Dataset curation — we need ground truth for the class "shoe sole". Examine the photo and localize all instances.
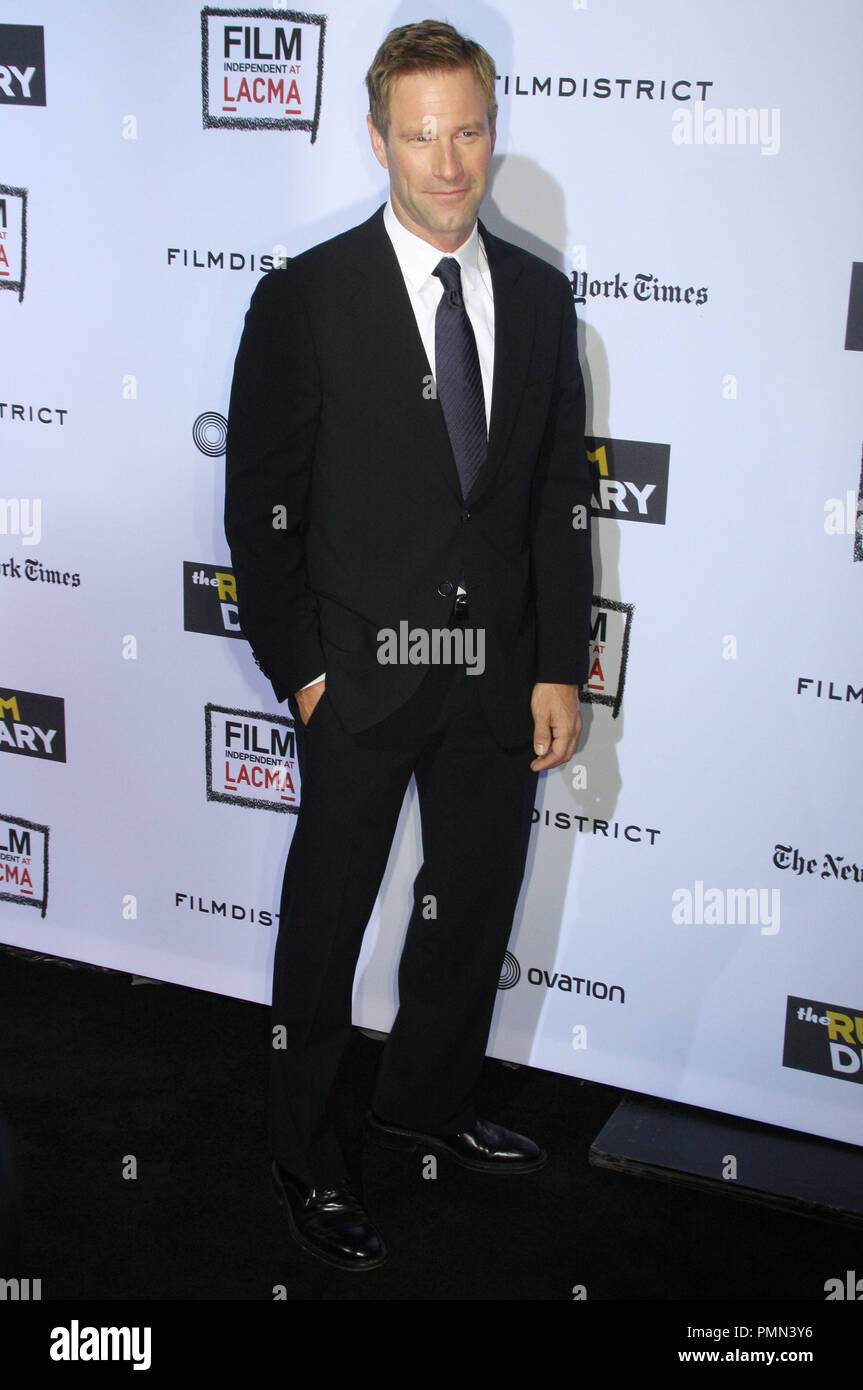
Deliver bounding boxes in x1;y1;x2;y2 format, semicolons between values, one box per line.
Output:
365;1122;548;1174
271;1167;388;1272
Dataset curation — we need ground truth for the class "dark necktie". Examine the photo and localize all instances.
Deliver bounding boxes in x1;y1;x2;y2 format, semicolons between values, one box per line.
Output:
433;257;487;500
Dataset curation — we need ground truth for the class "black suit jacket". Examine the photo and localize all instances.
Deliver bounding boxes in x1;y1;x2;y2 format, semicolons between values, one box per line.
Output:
225;204;593;748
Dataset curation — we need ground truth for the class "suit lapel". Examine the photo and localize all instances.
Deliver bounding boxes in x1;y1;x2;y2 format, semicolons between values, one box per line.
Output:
471;217;536;505
340;206;537;506
342;207;463;501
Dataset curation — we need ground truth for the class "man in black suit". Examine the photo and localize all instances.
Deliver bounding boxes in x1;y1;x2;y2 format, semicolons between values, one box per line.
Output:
225;19;593;1271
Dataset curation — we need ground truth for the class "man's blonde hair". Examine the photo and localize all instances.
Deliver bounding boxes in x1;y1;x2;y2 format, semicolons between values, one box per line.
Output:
365;19;497;138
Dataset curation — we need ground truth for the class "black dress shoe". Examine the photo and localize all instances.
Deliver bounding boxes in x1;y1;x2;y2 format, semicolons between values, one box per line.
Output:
365;1113;547;1173
271;1162;387;1271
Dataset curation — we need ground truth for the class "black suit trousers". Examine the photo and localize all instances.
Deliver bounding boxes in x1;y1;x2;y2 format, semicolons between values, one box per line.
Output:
267;655;538;1186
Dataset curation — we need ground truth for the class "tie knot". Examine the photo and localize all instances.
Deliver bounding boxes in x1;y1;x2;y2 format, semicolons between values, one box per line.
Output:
434;256;463;305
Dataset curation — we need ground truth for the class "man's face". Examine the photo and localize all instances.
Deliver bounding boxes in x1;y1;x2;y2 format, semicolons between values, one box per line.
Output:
367;66;496;252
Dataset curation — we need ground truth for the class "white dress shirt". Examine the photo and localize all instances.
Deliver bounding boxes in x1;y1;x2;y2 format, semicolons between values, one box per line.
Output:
382;196;495;431
299;200;495;693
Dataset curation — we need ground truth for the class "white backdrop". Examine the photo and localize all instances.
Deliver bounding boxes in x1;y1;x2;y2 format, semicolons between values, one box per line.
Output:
2;0;861;1148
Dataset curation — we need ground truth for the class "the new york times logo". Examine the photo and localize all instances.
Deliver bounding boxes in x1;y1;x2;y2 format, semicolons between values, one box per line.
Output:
783;995;863;1085
201;7;326;142
0;555;80;587
0;812;49;915
0;689;66;762
205;703;300;812
571;270;707;308
773;841;863;886
183;562;243;639
0;25;46;106
587;438;670;525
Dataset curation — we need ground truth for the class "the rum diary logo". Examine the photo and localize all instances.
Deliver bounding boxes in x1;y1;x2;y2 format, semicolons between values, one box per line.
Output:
183;562;243;639
783;996;863;1085
0;688;66;762
0;25;46;106
587;437;670;525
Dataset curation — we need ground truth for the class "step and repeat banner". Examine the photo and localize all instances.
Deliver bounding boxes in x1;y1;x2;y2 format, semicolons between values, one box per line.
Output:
2;1;861;1148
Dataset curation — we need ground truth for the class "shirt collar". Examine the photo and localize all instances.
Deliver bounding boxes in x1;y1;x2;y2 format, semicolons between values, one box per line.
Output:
383;198;484;293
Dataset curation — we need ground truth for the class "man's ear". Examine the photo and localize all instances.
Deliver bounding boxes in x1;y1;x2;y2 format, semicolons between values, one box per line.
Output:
367;113;388;170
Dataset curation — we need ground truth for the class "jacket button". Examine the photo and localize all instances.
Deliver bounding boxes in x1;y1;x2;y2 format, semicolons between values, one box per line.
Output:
461;508;471;521
437;580;454;597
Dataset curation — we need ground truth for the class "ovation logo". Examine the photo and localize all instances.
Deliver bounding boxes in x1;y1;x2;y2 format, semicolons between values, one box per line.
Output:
526;967;625;1003
202;7;326;141
192;412;227;457
495;951;625;1002
497;951;520;990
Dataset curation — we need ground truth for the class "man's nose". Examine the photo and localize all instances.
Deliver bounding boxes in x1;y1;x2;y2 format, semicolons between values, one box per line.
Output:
432;139;462;180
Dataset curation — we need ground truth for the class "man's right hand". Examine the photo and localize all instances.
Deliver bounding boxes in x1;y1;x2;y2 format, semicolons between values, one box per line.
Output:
295;679;326;726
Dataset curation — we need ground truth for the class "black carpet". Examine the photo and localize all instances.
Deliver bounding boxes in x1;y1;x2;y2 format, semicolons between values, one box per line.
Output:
1;943;860;1332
